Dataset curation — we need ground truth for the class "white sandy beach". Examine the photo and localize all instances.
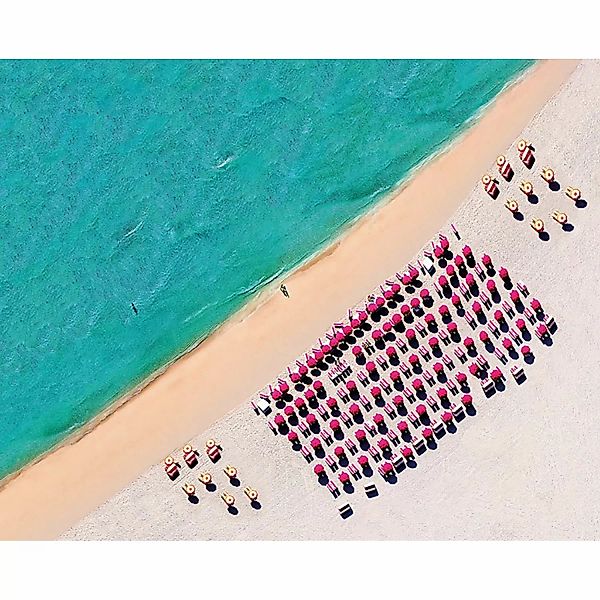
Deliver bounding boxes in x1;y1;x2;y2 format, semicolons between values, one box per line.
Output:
59;60;600;541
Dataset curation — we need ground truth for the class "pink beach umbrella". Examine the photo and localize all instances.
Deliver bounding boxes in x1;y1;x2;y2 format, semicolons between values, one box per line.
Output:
468;363;480;376
351;317;361;329
428;336;439;348
330;419;341;431
438;275;449;288
358;455;369;467
284;405;295;417
376;296;386;307
416;403;427;416
346;380;357;391
314;349;325;361
424;313;435;325
464;337;475;349
439;304;450;317
436;387;448;400
400;304;411;316
294;397;306;409
481;254;492;267
392;283;401;294
383;289;394;300
465;273;475;287
366;361;376;373
279;381;290;394
408;353;420;366
352;345;363;357
420;288;430;300
531;298;542;312
410;297;420;310
456;371;467;384
305;389;315;401
398;420;409;432
355;429;367;442
290;371;301;383
306;413;317;426
392;313;403;325
386;346;397;358
382;321;393;333
499;267;509;281
401;446;414;459
310;438;322;450
441;411;453;423
390;370;401;382
433;362;444;374
367;302;378;314
490;368;503;382
372;329;383;341
339;472;350;484
462;245;473;258
321;343;332;354
472;301;482;314
536;323;548;337
393;395;405;408
434;245;444;259
494;310;504;323
451;294;461;308
447;322;458;334
271;388;282;401
373;413;385;425
358;310;368;322
307;356;317;368
422;427;434;439
479;330;490;343
521;345;531;356
334;446;345;458
342;325;353;337
455;255;464;268
377;438;390;450
446;265;456;277
461;394;473;405
516;318;527;331
349;403;361;416
313;380;323;391
406;328;416;341
409;266;419;280
298;364;308;376
313;463;325;475
510;290;520;304
486;279;497;293
401;274;412;286
326;397;338;409
439;235;450;251
412;378;424;391
288;430;299;442
502;338;513;350
371;386;382;399
382;462;394;475
274;414;285;426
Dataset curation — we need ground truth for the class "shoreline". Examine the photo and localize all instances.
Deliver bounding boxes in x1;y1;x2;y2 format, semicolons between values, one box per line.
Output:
0;59;579;540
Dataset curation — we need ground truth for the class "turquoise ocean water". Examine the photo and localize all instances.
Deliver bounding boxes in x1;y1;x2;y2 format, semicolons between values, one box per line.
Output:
0;60;533;479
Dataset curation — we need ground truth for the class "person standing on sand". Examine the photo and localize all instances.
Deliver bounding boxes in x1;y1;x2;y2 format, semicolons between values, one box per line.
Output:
280;284;289;298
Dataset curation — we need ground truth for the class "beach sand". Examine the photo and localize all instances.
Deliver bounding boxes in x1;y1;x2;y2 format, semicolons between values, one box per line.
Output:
0;59;579;540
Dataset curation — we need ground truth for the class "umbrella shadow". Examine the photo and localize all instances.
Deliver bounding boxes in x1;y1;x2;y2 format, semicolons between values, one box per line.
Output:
187;494;200;505
227;506;239;516
251;500;262;510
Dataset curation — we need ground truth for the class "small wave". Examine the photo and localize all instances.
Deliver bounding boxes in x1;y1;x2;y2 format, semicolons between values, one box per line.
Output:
214;155;236;169
123;219;144;239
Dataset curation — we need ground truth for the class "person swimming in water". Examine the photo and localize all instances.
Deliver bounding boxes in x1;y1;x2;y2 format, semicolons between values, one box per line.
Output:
131;302;138;315
280;284;289;298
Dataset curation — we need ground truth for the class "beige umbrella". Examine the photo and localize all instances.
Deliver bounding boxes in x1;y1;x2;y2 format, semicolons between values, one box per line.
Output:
504;199;519;213
198;472;212;485
566;186;581;201
164;456;174;466
244;487;258;501
541;167;555;183
221;492;235;506
183;444;193;454
224;465;238;479
520;181;533;196
552;211;568;224
182;483;196;496
517;139;529;153
205;439;216;449
530;218;545;233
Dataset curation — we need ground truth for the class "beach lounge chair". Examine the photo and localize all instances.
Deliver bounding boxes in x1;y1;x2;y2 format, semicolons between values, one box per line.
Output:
325;455;338;471
301;446;313;463
404;387;415;402
357;371;368;386
388;428;400;445
383;402;395;418
412;436;426;454
399;361;411;377
459;282;471;300
337;389;349;404
523;306;536;324
327;482;340;498
408;411;419;426
317;405;328;420
501;300;514;318
267;420;278;435
451;402;465;419
359;395;371;411
365;483;379;497
365;420;376;436
395;338;408;354
508;327;521;343
479;291;491;308
348;464;361;480
474;264;485;281
345;438;358;455
516;280;529;297
376;355;388;370
454;347;467;363
298;421;309;437
418;346;430;360
423;369;434;385
441;354;454;370
476;355;489;370
511;365;526;383
368;446;381;461
439;329;450;345
250;400;260;415
415;322;426;337
321;429;333;446
481;378;495;395
487;321;500;338
380;377;392;394
432;419;445;437
446;378;458;395
340;411;352;427
464;310;477;329
493;347;507;364
544;315;557;333
426;396;439;412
